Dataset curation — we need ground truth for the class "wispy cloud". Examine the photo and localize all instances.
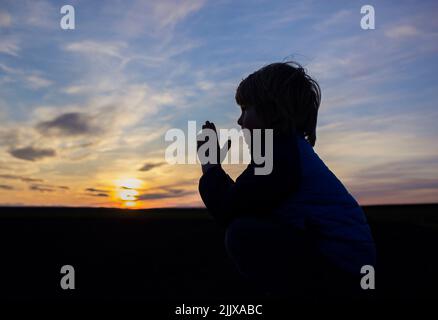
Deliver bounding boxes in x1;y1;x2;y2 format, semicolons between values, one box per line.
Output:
0;37;19;56
24;74;52;89
110;0;206;37
28;183;69;192
138;162;166;172
0;11;12;27
314;9;352;31
0;174;43;183
0;63;52;89
385;25;419;39
20;0;57;29
85;188;108;193
64;41;127;59
138;188;195;200
85;187;110;197
29;184;54;192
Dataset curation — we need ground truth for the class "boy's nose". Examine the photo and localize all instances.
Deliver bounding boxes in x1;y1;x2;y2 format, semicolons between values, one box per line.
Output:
237;115;242;126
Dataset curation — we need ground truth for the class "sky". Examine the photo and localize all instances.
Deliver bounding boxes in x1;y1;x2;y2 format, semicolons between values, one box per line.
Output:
0;0;437;208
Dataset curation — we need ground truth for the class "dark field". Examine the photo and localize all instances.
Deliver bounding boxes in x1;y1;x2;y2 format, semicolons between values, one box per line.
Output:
0;204;437;306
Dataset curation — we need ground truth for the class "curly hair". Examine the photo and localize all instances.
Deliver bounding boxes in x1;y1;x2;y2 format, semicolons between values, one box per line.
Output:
235;61;321;146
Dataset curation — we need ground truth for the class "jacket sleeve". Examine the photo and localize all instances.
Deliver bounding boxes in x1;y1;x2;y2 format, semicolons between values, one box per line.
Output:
198;133;301;228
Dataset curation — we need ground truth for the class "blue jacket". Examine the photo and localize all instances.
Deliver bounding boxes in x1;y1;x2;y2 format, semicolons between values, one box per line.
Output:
274;133;376;274
198;130;376;275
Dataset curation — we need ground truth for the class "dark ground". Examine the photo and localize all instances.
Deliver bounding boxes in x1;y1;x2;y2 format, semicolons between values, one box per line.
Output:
0;204;437;309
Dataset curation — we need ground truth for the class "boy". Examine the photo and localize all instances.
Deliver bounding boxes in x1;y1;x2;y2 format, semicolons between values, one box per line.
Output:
197;61;376;299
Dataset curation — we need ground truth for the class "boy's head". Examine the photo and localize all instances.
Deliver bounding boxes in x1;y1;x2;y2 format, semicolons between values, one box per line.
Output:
235;61;321;146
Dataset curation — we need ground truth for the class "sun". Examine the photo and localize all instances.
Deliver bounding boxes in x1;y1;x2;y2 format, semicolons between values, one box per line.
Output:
114;178;143;208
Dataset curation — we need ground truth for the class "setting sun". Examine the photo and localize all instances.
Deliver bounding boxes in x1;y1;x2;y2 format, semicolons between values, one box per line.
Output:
114;178;143;208
119;189;139;201
115;178;143;190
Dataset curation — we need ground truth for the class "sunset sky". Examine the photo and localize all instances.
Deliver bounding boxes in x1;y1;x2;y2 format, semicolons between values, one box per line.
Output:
1;0;437;208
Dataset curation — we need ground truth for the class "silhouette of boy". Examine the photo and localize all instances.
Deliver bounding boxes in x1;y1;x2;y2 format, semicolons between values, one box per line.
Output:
197;61;376;300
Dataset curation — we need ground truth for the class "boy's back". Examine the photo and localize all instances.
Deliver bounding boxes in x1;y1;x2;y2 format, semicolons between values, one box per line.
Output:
274;134;376;274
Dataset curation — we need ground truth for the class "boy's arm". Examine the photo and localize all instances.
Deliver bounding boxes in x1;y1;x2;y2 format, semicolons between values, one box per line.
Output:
198;135;300;228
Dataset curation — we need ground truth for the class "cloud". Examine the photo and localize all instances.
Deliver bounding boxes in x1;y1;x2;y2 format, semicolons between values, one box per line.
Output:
62;83;118;95
151;0;205;30
92;193;109;197
23;0;57;29
138;161;166;172
64;41;127;59
0;126;46;161
0;202;26;206
1;0;437;207
0;0;57;30
349;177;438;205
314;9;352;31
0;62;52;89
385;25;419;39
352;157;438;179
29;184;54;192
0;174;43;183
112;0;205;37
0;37;19;56
28;183;69;192
0;11;12;27
0;63;19;74
36;112;102;136
347;157;438;193
24;74;52;89
61;39;196;72
9;146;56;161
86;188;108;193
35;84;179;143
24;83;180;165
0;184;14;190
137;188;194;200
85;187;110;197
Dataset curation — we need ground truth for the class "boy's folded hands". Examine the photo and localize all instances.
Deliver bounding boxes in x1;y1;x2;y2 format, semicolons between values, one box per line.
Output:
197;120;232;166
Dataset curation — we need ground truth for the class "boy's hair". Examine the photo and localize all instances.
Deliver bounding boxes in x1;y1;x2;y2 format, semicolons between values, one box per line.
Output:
235;61;321;146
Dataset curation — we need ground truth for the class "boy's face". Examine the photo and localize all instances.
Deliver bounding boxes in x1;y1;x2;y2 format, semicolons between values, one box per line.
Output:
237;105;265;131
